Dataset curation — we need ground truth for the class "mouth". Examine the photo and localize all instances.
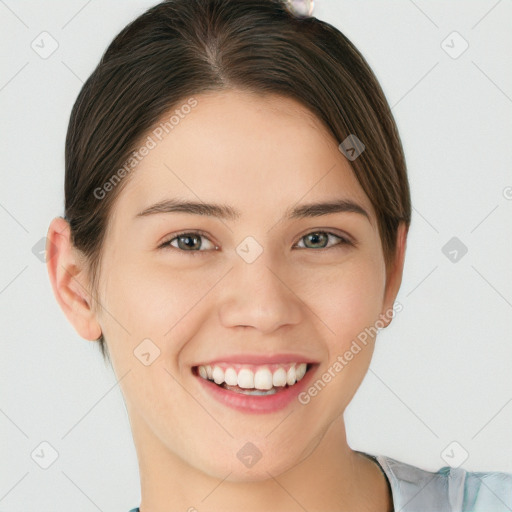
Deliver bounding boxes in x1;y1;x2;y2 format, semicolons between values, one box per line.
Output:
192;360;317;413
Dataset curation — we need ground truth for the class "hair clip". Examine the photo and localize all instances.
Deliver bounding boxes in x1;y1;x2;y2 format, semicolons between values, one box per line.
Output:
284;0;315;17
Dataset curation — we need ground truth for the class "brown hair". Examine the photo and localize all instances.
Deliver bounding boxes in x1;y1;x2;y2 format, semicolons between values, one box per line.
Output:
64;0;411;364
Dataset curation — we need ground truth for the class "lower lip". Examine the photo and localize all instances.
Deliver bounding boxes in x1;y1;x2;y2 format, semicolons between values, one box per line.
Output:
195;365;317;414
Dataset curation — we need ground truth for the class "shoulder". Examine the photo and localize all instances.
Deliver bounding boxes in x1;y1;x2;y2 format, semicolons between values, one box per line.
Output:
375;454;512;512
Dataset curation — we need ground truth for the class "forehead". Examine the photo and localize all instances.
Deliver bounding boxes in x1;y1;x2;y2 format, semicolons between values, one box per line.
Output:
116;89;375;220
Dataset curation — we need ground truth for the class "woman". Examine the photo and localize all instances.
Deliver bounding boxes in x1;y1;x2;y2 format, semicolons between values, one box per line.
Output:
46;0;512;510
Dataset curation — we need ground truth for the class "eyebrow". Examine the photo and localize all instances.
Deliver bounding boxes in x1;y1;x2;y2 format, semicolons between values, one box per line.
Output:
135;198;371;223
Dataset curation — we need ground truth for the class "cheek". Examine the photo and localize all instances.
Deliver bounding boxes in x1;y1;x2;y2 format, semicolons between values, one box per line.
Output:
97;261;203;425
98;257;219;359
315;258;386;343
298;262;385;416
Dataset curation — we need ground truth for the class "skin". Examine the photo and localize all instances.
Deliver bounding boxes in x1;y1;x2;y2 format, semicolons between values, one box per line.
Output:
47;89;407;512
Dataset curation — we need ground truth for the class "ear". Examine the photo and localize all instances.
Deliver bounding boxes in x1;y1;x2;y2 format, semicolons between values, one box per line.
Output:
379;221;408;328
46;217;102;341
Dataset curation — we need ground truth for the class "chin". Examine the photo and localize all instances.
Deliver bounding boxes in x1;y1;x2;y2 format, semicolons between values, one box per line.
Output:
191;439;310;484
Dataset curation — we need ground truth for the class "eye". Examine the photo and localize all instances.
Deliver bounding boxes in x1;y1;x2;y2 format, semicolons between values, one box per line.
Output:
158;231;218;253
293;231;354;250
158;229;354;254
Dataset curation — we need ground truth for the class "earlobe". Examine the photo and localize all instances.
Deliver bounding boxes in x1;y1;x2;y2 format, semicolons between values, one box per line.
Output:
379;222;408;328
46;217;102;341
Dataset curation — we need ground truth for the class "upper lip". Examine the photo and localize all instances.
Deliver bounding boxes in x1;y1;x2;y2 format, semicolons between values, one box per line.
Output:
193;353;319;366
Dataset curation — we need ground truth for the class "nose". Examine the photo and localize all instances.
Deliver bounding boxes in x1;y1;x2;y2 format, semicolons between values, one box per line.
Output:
218;255;303;335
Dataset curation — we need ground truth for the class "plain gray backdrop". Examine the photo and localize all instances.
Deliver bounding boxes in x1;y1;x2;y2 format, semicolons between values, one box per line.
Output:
1;0;511;510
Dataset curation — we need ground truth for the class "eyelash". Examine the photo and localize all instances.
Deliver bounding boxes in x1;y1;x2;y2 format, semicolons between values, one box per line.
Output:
158;230;355;255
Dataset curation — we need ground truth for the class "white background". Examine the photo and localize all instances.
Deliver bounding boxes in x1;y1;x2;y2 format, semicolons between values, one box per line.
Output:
1;0;511;510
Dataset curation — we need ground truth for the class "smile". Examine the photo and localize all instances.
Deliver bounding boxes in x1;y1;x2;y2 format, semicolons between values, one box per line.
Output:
193;359;317;413
197;362;309;395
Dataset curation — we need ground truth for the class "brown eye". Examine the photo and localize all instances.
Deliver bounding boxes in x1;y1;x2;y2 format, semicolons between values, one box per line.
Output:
295;231;353;250
159;231;217;253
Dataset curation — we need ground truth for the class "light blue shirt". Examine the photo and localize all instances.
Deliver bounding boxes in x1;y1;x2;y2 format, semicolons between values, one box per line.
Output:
128;452;512;511
372;453;512;511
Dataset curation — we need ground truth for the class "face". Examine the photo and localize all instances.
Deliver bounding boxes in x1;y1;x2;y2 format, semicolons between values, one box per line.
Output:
69;90;403;481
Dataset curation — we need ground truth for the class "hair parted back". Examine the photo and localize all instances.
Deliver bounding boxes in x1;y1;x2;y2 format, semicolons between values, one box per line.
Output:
64;0;411;364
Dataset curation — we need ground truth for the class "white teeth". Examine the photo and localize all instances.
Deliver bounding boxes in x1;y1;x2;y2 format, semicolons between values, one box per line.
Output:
254;368;273;390
198;366;208;379
296;363;307;381
224;367;238;386
238;368;254;389
196;362;310;390
272;367;287;387
286;366;297;385
212;366;224;385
